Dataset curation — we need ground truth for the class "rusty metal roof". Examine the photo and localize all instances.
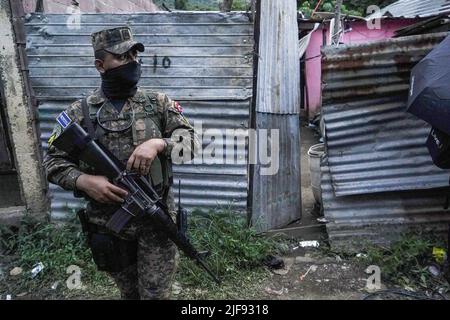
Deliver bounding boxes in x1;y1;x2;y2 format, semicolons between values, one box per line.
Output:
321;32;450;197
367;0;450;19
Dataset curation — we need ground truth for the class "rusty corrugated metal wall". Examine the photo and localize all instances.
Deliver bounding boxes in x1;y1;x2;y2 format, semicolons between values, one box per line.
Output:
322;32;450;197
321;32;450;248
322;162;450;249
25;12;254;219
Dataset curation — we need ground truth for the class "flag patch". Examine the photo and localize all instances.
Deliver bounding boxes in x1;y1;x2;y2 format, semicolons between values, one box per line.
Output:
56;111;72;129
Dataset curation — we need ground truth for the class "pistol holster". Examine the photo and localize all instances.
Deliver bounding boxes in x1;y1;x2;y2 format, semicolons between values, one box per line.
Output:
77;209;137;273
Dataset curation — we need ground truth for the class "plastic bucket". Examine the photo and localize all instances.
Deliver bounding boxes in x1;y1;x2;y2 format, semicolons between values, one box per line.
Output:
307;143;324;204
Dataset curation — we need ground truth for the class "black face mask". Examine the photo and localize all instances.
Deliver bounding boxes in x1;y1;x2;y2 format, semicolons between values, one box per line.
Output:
101;61;142;100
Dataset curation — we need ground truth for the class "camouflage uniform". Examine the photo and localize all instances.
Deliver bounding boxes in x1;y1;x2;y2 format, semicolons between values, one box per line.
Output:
43;27;198;300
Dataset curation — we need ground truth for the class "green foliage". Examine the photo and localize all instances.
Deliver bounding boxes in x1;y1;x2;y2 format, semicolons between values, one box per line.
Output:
176;210;284;288
322;2;333;12
359;232;448;290
154;0;250;11
0;215;114;297
299;1;312;17
232;0;251;11
298;0;398;18
0;224;19;255
1;210;286;299
175;0;188;10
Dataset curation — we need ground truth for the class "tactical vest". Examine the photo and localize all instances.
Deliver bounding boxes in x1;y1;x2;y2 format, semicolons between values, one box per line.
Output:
80;91;173;196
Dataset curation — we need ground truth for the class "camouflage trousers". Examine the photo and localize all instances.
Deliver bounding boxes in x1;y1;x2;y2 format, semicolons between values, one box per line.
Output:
85;196;179;300
107;225;179;300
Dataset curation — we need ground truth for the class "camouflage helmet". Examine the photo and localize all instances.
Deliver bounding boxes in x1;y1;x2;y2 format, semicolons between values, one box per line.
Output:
91;26;144;55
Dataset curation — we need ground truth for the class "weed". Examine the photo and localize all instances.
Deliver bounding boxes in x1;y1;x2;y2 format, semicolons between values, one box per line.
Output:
356;232;449;290
0;214;117;299
176;210;284;288
1;209;287;299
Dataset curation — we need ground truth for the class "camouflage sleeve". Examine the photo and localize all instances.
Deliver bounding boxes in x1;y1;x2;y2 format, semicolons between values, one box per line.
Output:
42;100;85;191
155;93;200;161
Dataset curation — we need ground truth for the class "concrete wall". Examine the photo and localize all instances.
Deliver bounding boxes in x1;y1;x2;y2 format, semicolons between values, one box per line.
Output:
0;0;48;222
23;0;158;13
304;18;418;119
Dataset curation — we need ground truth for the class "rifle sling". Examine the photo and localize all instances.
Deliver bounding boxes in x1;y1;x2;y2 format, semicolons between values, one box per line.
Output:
81;98;96;138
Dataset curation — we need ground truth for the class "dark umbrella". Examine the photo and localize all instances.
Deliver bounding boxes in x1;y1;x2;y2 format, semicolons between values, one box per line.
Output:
407;34;450;135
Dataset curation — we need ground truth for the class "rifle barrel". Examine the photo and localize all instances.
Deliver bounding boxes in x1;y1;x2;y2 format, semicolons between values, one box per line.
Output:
196;257;221;285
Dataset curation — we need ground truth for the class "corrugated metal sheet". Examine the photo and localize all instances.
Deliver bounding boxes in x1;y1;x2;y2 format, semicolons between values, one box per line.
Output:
255;0;300;114
26;12;253;219
27;12;254;100
322;161;450;249
321;32;450;197
367;0;450;19
250;0;301;232
394;15;450;38
251;113;301;231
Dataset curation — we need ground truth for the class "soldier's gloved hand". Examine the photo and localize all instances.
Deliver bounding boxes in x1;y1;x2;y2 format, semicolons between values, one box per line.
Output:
76;174;128;204
127;138;167;175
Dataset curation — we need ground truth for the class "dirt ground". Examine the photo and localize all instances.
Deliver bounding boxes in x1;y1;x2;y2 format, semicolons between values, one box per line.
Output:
253;120;448;301
258;249;367;300
0;247;369;300
257;121;367;300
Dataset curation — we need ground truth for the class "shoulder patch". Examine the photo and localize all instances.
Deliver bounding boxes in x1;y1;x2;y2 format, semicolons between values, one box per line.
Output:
48;124;62;147
168;102;191;127
56;111;72;129
173;101;184;114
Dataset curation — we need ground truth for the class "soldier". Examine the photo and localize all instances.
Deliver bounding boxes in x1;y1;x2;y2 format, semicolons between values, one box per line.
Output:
43;27;199;300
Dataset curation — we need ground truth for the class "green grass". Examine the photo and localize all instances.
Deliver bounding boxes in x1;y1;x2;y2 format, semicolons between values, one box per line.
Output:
175;210;284;299
355;232;449;291
0;215;118;299
1;210;285;300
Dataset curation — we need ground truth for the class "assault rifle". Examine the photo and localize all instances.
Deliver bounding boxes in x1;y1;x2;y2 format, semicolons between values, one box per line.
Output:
53;122;221;284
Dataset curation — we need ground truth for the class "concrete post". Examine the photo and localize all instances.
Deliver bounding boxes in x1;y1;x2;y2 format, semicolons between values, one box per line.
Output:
0;0;49;223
